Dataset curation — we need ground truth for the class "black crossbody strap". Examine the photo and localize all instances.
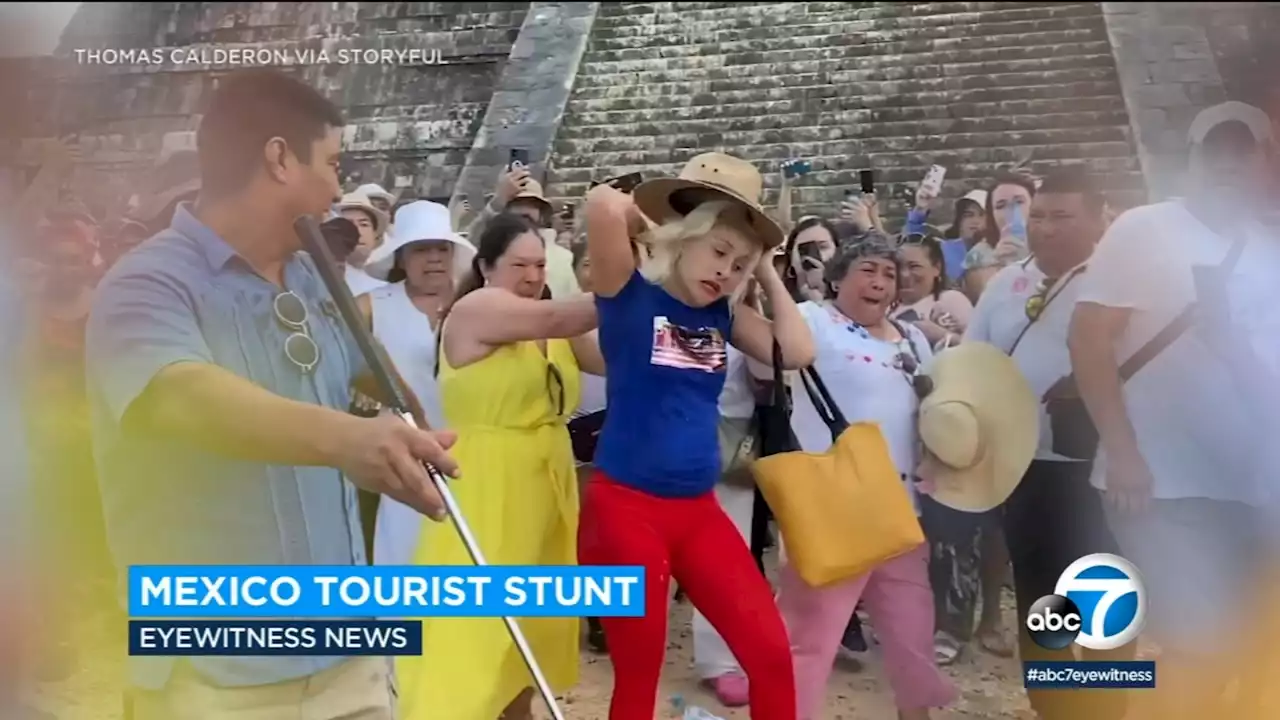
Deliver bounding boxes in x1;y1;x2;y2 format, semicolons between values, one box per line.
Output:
771;339;790;412
798;366;848;440
1045;238;1247;400
1008;263;1088;356
1118;237;1246;382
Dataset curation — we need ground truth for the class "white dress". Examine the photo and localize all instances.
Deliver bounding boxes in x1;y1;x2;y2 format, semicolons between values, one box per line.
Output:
369;282;445;566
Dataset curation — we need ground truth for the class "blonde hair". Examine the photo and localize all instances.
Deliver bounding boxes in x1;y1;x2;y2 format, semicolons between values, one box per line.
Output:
636;199;764;306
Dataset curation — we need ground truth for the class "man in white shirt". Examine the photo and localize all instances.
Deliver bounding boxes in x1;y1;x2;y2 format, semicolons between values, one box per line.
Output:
1068;102;1276;719
965;168;1128;720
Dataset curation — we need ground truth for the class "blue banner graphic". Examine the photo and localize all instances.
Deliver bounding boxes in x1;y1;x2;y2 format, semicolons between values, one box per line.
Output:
128;565;646;618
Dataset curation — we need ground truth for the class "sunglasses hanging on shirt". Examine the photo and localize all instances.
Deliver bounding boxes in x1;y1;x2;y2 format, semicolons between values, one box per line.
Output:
273;291;320;374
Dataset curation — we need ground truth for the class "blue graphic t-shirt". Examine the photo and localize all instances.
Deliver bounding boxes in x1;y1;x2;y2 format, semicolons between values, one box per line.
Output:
594;271;733;497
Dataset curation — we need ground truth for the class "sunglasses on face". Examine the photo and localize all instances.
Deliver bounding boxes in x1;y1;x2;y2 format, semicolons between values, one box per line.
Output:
273;291;321;374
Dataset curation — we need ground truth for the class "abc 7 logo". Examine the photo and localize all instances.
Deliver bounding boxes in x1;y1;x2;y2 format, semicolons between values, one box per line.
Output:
1026;553;1146;651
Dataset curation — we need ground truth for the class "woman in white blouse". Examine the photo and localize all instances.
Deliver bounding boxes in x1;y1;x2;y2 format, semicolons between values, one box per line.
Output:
777;233;955;720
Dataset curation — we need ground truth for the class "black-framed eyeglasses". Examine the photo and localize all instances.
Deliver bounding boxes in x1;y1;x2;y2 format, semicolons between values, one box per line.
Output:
546;362;566;417
273;291;320;374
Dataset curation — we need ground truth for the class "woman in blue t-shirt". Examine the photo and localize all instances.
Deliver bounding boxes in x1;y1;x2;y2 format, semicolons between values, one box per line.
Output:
578;153;814;720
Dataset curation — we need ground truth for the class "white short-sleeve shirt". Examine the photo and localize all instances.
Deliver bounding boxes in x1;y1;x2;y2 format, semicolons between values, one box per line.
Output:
964;257;1088;462
719;345;756;421
1074;201;1274;504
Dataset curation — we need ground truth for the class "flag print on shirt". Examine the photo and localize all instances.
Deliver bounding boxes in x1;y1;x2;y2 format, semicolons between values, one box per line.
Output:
651;315;727;373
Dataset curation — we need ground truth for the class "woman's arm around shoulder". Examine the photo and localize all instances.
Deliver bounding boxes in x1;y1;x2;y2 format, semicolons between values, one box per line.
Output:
730;262;815;370
448;287;598;348
584;184;649;297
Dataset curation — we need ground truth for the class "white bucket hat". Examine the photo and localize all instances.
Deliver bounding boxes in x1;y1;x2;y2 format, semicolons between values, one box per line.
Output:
364;200;476;283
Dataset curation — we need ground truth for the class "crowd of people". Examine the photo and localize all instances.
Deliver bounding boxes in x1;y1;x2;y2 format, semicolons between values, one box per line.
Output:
2;66;1279;720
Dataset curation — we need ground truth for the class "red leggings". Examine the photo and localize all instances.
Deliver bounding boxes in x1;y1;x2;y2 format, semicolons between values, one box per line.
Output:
578;471;796;720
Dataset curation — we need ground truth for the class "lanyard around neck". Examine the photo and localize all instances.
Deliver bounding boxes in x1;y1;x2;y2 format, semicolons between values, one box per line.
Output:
1007;260;1088;356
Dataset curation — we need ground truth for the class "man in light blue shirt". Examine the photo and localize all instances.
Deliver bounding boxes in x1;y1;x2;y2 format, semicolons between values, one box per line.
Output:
86;70;457;720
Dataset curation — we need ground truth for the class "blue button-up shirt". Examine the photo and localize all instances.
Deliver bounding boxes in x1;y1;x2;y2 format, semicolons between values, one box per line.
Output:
85;204;370;690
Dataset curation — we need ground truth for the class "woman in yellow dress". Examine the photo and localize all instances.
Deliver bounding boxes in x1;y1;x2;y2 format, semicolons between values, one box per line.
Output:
397;212;603;720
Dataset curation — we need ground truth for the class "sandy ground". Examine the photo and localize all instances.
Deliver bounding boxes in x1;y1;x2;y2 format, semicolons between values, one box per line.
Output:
551;596;1031;720
35;561;1031;720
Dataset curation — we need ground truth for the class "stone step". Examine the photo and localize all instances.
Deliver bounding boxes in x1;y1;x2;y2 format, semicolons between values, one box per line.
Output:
561;96;1128;131
592;1;1101;32
591;26;1106;60
551;139;1135;175
605;1;1086;19
570;65;1119;99
549;154;1143;190
558;110;1132;146
569;75;1121;109
556;124;1129;158
573;52;1119;89
546;163;1148;217
583;38;1116;74
587;12;1105;46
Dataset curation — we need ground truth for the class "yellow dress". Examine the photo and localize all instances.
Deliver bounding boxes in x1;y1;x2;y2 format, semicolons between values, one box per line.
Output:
397;338;582;720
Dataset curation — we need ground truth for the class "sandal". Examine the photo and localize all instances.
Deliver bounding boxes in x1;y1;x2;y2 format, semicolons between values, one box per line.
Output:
934;631;963;666
977;629;1015;658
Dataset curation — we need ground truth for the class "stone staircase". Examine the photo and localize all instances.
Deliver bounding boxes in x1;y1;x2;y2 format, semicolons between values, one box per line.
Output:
19;1;530;211
546;1;1146;224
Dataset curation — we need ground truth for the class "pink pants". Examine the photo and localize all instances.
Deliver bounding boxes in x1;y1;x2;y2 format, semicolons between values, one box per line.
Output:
776;544;956;717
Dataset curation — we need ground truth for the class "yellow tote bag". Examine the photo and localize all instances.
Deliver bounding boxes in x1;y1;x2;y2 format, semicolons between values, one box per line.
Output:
752;363;924;589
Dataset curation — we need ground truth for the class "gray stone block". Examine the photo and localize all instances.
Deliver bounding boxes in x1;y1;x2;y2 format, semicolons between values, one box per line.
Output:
1172;42;1214;60
1150;58;1221;85
1132;83;1192;108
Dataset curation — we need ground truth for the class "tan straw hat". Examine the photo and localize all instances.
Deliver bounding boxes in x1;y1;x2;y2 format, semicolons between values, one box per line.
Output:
335;192;390;238
510;178;553;215
632;152;784;249
916;342;1039;513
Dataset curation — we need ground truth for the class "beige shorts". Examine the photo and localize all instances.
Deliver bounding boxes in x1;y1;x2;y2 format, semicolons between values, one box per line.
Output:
132;656;397;720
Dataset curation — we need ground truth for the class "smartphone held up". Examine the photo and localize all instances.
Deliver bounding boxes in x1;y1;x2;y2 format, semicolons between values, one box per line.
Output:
590;172;643;194
782;158;812;179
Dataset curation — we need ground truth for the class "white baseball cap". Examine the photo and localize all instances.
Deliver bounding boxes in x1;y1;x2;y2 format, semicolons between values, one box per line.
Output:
1187;101;1273;146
